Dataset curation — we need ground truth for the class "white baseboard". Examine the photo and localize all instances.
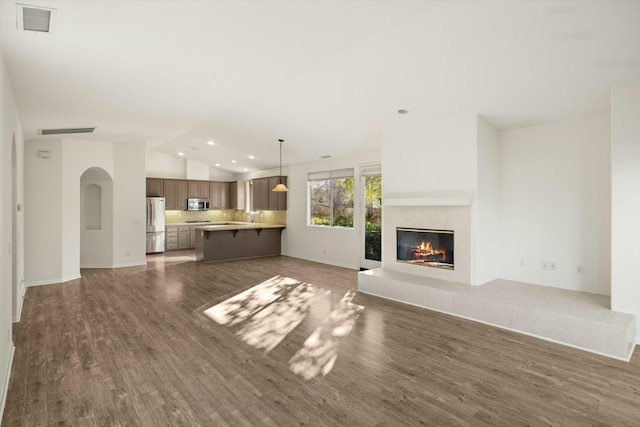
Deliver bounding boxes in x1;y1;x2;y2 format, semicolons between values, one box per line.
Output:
0;344;16;423
80;263;113;268
112;261;146;268
12;283;26;323
27;273;81;287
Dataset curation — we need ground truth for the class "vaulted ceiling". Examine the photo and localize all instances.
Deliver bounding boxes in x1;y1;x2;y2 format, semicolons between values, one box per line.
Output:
2;1;639;173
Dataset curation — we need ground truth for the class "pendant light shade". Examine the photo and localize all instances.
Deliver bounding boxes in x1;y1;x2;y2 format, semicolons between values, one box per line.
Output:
272;139;289;192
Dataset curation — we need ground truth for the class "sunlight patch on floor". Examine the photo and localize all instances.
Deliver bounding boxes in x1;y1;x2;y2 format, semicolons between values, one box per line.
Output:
289;289;364;380
204;276;364;380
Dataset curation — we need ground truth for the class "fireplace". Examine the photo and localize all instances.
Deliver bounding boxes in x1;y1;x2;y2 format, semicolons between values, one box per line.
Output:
396;227;454;270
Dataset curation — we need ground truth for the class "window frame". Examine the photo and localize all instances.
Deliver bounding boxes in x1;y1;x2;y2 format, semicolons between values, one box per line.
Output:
307;170;354;229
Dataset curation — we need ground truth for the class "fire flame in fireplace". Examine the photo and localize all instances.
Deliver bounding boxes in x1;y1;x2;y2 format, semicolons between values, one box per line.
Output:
412;241;447;262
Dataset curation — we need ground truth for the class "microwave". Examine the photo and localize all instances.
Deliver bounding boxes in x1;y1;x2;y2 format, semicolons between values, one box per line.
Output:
187;199;210;211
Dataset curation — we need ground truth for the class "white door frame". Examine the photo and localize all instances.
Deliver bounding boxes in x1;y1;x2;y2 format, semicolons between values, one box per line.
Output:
358;164;381;270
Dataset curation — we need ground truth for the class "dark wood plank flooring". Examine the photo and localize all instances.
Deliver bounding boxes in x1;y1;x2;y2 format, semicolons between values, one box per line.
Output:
4;253;640;426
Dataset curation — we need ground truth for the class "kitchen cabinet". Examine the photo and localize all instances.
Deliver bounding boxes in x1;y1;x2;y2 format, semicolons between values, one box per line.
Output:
209;181;229;209
229;181;246;210
166;225;198;250
166;226;179;250
178;226;191;249
252;176;287;211
163;179;188;210
251;178;269;211
146;178;164;197
268;176;287;210
188;181;210;199
195;226;284;262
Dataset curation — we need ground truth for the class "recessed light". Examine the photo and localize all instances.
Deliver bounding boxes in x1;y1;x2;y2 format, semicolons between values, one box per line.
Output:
207;140;215;145
397;109;408;114
231;160;237;163
248;155;255;159
215;163;220;167
243;168;249;172
178;152;184;156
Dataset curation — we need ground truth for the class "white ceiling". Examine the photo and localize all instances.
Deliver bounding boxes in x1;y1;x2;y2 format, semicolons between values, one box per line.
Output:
2;1;639;174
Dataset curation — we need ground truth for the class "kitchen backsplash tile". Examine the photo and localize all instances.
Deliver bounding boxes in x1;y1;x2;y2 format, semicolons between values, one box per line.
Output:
165;209;286;225
165;210;235;224
234;210;286;225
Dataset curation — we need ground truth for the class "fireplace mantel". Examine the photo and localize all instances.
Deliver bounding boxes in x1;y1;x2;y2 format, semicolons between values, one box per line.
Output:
383;192;474;207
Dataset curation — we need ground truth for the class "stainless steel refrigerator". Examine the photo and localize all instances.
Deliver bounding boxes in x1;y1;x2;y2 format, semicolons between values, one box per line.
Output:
146;197;166;253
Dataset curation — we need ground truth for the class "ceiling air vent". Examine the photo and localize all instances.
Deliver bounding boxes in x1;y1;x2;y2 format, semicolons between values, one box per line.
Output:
16;4;57;33
38;127;96;135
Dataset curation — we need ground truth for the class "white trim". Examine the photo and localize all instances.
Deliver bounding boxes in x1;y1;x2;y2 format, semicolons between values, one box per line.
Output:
12;283;25;323
0;345;16;422
27;273;81;287
80;264;114;268
112;261;146;268
383;192;475;207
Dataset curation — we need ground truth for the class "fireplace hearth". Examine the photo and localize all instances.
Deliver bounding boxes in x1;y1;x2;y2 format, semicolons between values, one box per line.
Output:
396;227;454;270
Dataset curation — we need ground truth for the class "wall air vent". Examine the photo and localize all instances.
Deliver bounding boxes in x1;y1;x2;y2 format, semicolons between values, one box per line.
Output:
38;127;96;135
16;4;57;33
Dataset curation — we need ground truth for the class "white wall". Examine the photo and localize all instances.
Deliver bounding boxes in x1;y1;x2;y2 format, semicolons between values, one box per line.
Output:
611;77;640;339
244;152;380;270
1;57;25;418
25;139;146;284
145;149;185;179
475;117;500;284
80;168;114;268
113;141;146;267
382;114;478;198
24;140;64;285
186;159;209;180
498;115;611;295
61;140;115;280
209;166;236;181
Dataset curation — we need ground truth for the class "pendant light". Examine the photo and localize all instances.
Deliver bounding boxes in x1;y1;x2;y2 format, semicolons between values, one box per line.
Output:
272;139;289;192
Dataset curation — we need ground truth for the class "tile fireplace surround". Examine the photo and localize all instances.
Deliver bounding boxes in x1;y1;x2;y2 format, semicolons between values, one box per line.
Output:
359;204;636;361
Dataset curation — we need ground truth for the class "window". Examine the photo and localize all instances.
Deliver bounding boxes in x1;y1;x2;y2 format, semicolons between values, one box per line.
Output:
308;169;354;228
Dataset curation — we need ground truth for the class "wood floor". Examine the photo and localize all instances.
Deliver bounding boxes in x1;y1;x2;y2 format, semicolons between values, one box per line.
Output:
4;253;640;426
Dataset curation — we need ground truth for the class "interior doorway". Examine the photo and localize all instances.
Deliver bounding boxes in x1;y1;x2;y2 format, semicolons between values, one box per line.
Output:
360;165;381;270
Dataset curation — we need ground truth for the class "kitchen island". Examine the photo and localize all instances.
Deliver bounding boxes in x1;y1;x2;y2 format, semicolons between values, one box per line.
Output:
194;222;286;262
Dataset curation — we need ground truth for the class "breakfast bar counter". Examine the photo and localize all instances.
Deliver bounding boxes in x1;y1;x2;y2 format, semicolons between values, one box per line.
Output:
194;222;286;262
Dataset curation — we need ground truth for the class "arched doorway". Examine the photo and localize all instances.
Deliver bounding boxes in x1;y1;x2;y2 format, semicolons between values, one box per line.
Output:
80;167;114;268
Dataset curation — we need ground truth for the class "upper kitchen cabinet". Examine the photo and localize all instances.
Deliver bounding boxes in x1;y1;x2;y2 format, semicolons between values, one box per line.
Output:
188;180;210;199
146;178;164;197
209;182;229;209
252;176;287;210
229;181;246;210
251;178;269;211
164;180;188;210
268;176;287;210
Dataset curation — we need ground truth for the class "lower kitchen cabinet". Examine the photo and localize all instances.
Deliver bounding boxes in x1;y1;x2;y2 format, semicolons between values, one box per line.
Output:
166;225;197;250
166;226;179;250
195;227;284;262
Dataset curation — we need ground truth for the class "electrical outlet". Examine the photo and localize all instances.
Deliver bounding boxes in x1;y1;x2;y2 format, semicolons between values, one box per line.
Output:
550;262;556;271
577;266;583;275
542;262;549;270
323;249;326;255
520;260;525;267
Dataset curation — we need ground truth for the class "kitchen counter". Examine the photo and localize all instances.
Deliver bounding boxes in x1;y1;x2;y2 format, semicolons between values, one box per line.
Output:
195;222;286;231
194;222;286;262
